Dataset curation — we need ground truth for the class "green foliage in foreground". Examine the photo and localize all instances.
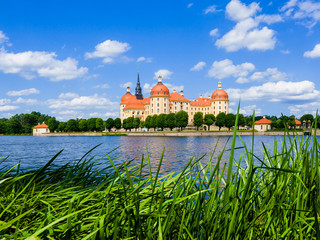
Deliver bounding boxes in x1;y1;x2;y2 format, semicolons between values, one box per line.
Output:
1;131;320;239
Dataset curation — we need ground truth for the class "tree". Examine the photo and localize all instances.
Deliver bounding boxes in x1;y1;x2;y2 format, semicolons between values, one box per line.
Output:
204;114;215;131
87;118;97;131
0;121;7;134
300;114;314;128
126;117;134;131
114;118;121;130
193;112;203;130
238;114;245;130
175;110;188;131
225;113;236;130
216;112;226;130
144;116;152;131
157;114;167;131
66;119;79;132
79;119;88;132
6;118;21;134
165;113;176;131
105;118;114;132
57;122;66;132
133;117;140;130
151;115;158;131
96;118;104;131
288;115;296;129
48;118;59;132
123;119;128;131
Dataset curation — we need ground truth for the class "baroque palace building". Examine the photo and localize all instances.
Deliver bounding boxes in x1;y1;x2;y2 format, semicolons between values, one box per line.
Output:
120;74;229;123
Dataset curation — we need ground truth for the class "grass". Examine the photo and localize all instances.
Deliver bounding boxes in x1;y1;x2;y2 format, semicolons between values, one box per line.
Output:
102;133;128;136
1;119;320;239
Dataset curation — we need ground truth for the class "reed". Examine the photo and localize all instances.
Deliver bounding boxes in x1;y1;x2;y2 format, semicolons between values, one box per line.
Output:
1;125;320;239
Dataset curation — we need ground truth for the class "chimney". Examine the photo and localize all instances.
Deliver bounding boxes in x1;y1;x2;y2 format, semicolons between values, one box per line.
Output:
208;96;211;99
180;90;184;96
126;86;130;93
200;95;202;98
173;89;176;93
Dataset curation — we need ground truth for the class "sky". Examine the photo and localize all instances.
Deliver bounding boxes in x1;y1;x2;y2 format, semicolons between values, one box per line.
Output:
0;0;320;121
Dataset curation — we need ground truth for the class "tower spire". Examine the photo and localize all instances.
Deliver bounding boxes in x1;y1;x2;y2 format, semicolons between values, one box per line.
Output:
135;72;143;99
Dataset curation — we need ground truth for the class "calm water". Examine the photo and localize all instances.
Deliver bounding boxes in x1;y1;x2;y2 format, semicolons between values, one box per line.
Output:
0;135;299;175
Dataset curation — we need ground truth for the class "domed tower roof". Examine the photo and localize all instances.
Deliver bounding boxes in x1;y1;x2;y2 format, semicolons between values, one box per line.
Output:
211;81;229;101
150;76;170;97
120;87;135;104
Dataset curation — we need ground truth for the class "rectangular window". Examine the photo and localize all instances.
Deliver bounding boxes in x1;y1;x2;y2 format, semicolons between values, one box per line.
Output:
157;103;159;107
164;108;166;112
164;103;166;107
157;109;159;113
219;101;221;104
157;98;159;101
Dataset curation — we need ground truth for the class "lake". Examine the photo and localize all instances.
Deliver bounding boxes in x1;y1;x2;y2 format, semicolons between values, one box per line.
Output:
0;135;302;175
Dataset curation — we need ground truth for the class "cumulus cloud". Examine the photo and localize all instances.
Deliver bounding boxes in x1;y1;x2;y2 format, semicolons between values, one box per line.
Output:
0;105;19;112
281;49;290;54
85;40;131;63
0;99;11;105
280;0;320;28
120;82;133;89
304;43;320;58
190;61;206;71
0;31;8;44
13;97;39;105
227;80;320;102
215;0;278;52
6;88;40;97
143;82;184;93
209;28;219;37
239;105;262;115
48;94;118;110
208;59;255;79
137;56;152;63
0;49;87;81
187;3;194;8
204;5;219;14
154;69;173;79
237;67;288;83
289;101;320;116
143;83;153;94
58;92;80;99
93;83;110;89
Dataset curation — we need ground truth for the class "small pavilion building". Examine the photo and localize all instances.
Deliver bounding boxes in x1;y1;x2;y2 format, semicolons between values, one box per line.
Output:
254;116;272;131
33;122;50;136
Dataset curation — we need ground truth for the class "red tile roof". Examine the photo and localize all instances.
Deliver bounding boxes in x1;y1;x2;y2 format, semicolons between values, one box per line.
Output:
169;92;190;102
255;118;272;125
34;123;49;129
295;119;302;125
190;97;211;106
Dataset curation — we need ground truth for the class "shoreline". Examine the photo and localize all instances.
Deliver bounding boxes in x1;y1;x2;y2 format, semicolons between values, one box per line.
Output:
29;130;317;137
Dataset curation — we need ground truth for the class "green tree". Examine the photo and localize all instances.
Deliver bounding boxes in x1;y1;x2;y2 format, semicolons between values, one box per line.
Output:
0;121;7;134
57;122;66;132
216;112;226;130
6;118;21;134
288;115;296;129
133;117;140;130
165;113;176;131
96;118;104;131
193;112;203;130
48;118;59;132
66;119;79;132
175;110;188;131
126;117;134;131
225;113;236;130
151;115;158;131
157;114;167;131
114;118;121;130
204;114;215;131
123;119;128;131
87;118;97;131
300;114;314;128
238;114;245;130
144;116;152;131
105;118;114;132
79;119;88;131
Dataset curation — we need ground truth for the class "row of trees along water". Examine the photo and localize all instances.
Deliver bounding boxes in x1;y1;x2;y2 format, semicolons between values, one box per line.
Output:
0;111;317;134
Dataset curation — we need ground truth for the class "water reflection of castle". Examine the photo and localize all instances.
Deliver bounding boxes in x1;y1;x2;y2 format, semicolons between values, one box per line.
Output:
120;74;229;122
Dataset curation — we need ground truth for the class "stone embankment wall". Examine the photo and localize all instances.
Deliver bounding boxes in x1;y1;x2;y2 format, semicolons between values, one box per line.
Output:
41;132;103;137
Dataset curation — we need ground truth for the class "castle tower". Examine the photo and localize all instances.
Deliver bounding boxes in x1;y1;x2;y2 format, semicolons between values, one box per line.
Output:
135;73;143;100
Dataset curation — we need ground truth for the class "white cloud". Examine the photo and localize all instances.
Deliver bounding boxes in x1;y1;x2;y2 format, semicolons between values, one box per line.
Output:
85;40;131;64
304;43;320;58
227;80;320;102
0;49;87;81
255;14;283;24
143;83;153;94
209;28;219;37
187;3;194;8
204;5;219;14
288;101;319;116
93;83;110;89
48;94;118;110
208;59;255;79
88;112;119;118
226;0;261;22
166;83;184;92
137;56;152;63
238;105;262;115
281;49;290;54
0;31;8;44
0;99;11;105
13;97;39;105
154;69;173;79
237;67;288;83
0;105;19;112
6;88;40;96
120;82;133;89
281;0;320;28
190;61;206;71
58;92;79;99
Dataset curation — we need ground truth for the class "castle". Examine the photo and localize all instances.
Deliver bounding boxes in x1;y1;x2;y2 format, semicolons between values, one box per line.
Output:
120;74;229;123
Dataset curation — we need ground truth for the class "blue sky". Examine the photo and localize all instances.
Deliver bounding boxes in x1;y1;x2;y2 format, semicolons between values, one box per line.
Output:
0;0;320;120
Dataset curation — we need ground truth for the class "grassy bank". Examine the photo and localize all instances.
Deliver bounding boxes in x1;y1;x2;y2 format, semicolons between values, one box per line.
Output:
1;129;320;239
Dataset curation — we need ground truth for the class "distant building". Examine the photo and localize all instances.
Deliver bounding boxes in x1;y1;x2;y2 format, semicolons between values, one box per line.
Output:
254;116;272;131
120;74;229;123
33;122;50;136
